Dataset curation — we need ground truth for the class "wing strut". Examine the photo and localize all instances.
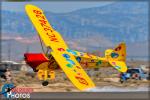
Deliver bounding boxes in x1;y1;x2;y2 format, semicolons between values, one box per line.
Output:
38;35;46;54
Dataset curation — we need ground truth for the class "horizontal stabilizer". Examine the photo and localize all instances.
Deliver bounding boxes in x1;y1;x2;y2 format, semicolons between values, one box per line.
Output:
109;60;127;72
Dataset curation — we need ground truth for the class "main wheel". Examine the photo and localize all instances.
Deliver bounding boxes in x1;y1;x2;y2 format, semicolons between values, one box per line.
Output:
42;81;49;86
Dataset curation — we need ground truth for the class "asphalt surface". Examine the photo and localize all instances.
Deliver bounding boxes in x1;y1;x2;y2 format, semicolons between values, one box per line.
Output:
1;92;149;100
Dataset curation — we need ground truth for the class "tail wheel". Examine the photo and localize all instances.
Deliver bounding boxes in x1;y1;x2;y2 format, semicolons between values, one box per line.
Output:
42;81;49;86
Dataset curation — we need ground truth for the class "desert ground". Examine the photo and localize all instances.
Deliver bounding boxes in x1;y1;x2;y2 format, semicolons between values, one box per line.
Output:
0;60;149;92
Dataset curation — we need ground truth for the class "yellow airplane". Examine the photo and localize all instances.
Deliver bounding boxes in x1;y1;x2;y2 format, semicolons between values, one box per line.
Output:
24;4;127;91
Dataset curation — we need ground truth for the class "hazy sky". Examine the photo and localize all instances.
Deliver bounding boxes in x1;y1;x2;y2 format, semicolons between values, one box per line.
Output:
2;1;114;13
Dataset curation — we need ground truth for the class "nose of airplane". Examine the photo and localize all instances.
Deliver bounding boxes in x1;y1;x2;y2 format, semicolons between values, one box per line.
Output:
23;53;49;72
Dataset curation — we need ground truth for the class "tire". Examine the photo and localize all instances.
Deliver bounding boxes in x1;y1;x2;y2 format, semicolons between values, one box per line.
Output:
42;81;49;86
138;76;141;80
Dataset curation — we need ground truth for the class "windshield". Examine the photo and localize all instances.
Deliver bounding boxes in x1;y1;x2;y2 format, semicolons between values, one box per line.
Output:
127;69;140;73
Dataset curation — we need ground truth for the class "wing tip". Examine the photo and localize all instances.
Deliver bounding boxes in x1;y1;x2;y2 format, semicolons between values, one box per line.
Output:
25;4;32;9
25;4;43;12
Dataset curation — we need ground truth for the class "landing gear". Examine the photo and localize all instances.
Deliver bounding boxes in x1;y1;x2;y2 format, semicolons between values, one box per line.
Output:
42;81;49;86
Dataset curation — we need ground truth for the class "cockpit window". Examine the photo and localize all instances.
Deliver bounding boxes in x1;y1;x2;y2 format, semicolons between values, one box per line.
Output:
111;52;119;58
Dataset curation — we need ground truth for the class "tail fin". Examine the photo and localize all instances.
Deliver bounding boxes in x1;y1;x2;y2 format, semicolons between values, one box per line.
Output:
105;42;126;62
113;42;126;62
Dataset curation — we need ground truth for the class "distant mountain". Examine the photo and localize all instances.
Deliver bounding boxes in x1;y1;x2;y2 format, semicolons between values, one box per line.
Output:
1;2;149;61
2;2;148;44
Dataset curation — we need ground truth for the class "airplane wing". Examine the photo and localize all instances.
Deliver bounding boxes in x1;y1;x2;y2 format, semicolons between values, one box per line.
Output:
109;60;127;72
25;4;95;91
25;4;68;51
51;51;95;91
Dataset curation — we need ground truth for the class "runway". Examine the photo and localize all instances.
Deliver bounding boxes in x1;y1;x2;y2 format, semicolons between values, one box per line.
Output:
30;92;149;99
0;91;149;100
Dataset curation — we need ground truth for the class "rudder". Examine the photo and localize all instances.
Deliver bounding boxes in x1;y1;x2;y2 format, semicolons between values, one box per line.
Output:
113;42;126;62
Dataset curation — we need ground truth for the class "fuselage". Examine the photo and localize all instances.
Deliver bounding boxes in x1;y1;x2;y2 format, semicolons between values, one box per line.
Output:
24;52;111;72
